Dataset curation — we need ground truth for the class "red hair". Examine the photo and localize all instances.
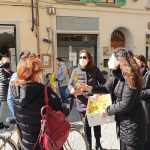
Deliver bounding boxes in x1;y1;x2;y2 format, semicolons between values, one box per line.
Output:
13;56;42;84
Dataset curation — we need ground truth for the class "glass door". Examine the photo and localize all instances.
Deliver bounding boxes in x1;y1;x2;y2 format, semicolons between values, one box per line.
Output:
57;34;97;71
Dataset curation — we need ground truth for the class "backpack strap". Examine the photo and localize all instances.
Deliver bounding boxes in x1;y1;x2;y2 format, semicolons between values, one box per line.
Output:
44;86;49;106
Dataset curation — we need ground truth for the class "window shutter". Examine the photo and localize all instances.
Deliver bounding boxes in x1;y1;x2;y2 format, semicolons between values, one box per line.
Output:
117;0;126;5
80;0;100;2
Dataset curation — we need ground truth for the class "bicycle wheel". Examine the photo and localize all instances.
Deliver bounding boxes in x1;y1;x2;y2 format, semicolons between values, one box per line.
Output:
63;127;89;150
0;136;18;150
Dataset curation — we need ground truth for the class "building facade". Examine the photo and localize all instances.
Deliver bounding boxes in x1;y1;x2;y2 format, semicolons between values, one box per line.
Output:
0;0;150;76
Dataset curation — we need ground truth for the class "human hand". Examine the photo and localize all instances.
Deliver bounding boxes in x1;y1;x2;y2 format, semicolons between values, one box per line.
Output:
100;110;107;118
78;83;92;92
70;87;82;97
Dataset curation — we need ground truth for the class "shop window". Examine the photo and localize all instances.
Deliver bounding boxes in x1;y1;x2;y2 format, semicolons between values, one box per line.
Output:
146;34;150;67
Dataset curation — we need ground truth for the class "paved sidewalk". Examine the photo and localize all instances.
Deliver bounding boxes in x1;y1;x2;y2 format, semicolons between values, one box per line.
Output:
0;103;119;150
68;103;119;150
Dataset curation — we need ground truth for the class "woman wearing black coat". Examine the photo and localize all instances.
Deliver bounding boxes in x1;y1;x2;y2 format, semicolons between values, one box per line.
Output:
0;56;13;129
68;49;106;150
10;56;76;150
79;48;146;150
134;55;150;150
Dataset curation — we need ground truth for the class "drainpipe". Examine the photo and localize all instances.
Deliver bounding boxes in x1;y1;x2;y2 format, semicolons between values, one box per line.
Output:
35;0;40;57
31;0;34;32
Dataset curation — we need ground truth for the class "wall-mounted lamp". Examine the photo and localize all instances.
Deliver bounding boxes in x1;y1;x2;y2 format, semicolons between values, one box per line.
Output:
43;38;51;44
47;7;56;15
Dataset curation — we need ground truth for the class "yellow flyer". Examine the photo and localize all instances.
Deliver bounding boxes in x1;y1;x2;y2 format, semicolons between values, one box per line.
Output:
49;72;57;92
86;94;111;114
86;94;114;126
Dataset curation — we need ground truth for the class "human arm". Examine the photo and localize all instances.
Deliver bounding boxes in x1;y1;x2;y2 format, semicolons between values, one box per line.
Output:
106;83;137;116
7;73;18;116
0;68;11;84
78;76;114;94
141;71;150;100
47;86;77;115
141;89;150;100
68;69;76;91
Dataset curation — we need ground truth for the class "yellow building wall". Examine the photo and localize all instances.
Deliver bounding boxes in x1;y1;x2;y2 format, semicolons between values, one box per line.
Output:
0;0;150;74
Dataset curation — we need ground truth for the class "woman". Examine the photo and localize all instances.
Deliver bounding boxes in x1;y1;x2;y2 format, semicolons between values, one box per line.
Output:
68;49;106;150
134;54;149;76
10;56;76;150
0;55;13;129
134;55;150;150
79;48;146;150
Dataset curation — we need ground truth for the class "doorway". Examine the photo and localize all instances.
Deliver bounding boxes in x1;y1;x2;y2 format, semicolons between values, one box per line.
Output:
111;30;125;49
0;24;16;71
57;34;97;70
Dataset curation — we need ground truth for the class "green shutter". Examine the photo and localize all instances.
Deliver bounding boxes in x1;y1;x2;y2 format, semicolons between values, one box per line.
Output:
117;0;126;5
80;0;100;3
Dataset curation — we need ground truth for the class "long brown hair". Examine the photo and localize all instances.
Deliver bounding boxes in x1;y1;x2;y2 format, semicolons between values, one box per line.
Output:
134;54;149;68
115;48;144;89
79;49;95;69
13;56;42;85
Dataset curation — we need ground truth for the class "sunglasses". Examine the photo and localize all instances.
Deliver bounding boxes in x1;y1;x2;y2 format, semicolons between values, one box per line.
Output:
79;56;87;59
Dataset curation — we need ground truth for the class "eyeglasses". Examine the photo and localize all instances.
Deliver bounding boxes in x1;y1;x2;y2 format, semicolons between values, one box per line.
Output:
79;56;87;59
36;69;43;73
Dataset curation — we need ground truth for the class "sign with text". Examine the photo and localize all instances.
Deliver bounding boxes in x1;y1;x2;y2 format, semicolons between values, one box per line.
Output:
56;16;99;31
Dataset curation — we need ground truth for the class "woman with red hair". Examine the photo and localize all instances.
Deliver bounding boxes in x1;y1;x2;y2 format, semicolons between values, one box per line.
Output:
10;56;76;150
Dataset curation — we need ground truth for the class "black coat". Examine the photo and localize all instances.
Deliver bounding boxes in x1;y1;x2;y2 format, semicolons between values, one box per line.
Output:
68;66;106;112
92;76;146;146
11;82;74;150
0;63;13;102
141;70;150;141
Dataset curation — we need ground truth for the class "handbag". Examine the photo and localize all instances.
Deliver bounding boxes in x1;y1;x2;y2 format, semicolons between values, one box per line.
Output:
34;86;71;150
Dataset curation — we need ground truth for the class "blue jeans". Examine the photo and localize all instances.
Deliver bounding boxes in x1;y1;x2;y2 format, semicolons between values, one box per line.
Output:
59;86;68;103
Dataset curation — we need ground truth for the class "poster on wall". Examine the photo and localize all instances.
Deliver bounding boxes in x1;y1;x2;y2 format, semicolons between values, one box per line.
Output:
41;54;51;68
103;47;110;57
69;52;77;66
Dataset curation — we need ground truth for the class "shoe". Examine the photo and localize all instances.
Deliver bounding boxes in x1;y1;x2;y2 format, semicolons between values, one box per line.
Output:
95;143;103;150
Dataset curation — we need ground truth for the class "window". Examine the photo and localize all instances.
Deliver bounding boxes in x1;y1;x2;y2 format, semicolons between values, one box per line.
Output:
59;0;126;5
146;34;150;67
100;0;115;3
116;0;126;5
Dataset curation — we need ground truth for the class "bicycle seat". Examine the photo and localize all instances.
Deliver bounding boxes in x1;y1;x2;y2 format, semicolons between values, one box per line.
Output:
6;117;16;125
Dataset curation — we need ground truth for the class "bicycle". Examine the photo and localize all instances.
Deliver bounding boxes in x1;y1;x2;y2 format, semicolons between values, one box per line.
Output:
45;73;89;150
0;118;89;150
0;118;21;150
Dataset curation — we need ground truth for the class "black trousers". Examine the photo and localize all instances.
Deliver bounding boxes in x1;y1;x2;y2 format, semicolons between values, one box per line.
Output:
120;140;144;150
79;112;101;148
144;125;150;150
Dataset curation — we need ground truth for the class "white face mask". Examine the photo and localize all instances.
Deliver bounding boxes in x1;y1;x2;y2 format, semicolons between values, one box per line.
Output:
108;54;119;70
79;58;89;67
